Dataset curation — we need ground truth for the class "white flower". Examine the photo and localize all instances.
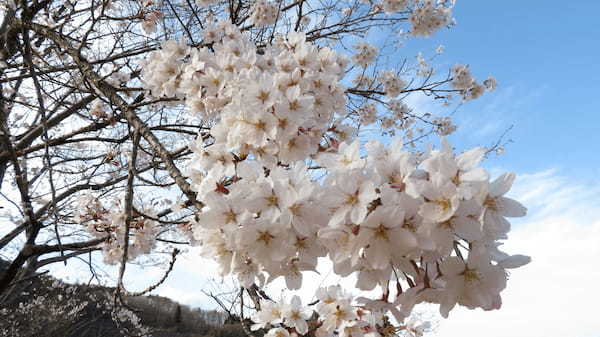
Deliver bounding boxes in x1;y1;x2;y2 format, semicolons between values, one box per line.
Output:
338;320;364;337
464;82;485;101
420;141;489;198
317;226;355;264
189;143;236;178
324;171;377;227
353;206;417;270
321;298;356;331
195;228;234;276
265;328;291;337
236;217;293;263
245;178;293;221
280;184;325;236
355;260;392;291
315;285;350;312
318;140;364;171
366;137;416;188
481;172;527;239
89;99;108;118
246;74;279;109
293;234;327;266
278;133;314;164
417;173;460;223
439;251;507;317
252;301;284;330
497;254;531;269
194;194;245;230
282;295;311;334
232;253;264;287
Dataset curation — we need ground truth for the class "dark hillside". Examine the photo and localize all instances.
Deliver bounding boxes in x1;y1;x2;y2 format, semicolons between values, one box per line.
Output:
0;260;247;337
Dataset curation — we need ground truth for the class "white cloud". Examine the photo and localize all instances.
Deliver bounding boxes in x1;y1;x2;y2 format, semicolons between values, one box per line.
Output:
451;84;547;148
158;284;211;307
436;169;600;337
147;247;223;309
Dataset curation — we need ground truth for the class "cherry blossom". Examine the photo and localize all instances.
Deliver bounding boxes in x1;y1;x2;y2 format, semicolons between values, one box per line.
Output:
67;5;529;335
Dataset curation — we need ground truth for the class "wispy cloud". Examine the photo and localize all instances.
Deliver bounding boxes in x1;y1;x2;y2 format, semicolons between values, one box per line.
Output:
453;83;546;146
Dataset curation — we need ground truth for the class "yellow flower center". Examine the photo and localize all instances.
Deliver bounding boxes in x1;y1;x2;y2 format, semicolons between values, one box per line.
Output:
484;196;498;211
462;267;481;283
434;199;451;212
257;231;275;245
373;224;389;240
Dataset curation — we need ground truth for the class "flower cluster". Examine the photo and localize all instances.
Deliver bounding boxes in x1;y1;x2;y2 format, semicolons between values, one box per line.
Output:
192;160;328;288
451;65;495;100
353;74;377;90
74;195;158;265
141;10;161;34
137;18;528;332
142;22;349;167
189;135;528;328
359;103;378;125
89;98;109;119
432;116;456;136
376;100;414;134
381;0;409;14
252;285;431;337
250;0;279;27
352;42;379;68
409;0;453;37
379;71;407;98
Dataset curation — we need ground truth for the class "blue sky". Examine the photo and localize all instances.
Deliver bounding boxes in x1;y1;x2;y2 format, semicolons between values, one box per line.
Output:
410;1;600;182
